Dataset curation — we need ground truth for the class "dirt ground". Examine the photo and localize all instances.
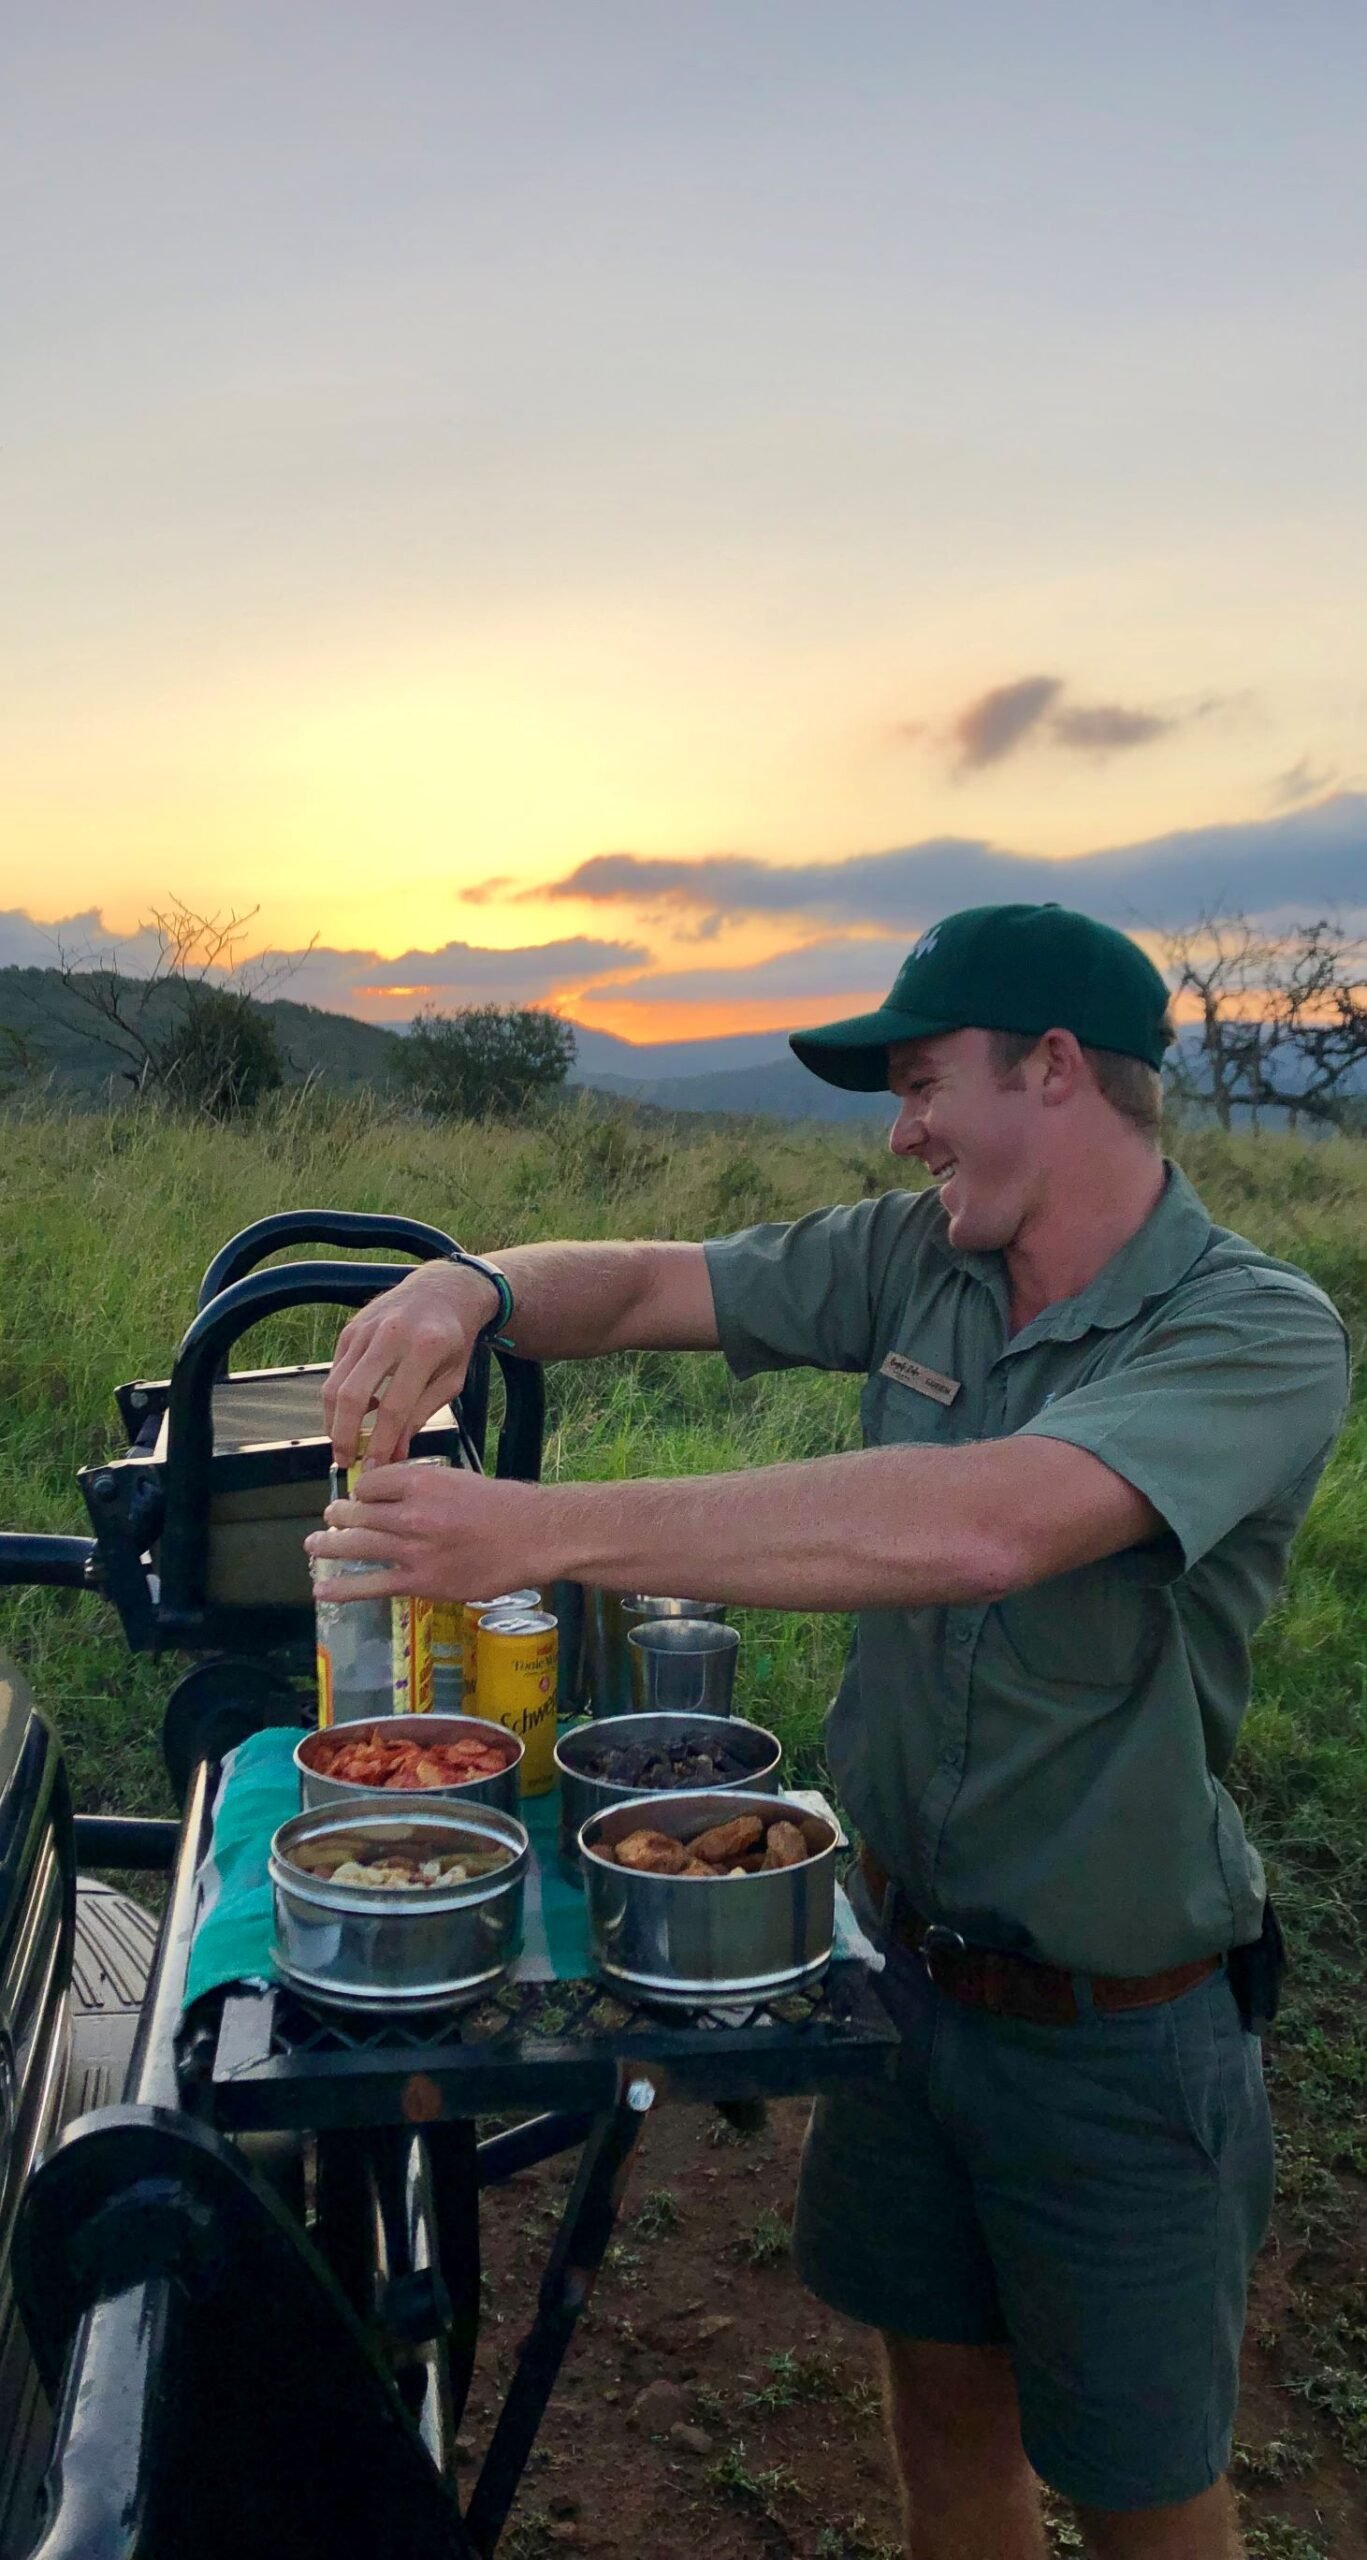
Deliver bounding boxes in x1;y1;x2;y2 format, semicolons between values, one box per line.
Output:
469;2095;1367;2560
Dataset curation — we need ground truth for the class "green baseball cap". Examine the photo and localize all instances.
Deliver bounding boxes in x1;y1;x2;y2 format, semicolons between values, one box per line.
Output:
789;903;1173;1092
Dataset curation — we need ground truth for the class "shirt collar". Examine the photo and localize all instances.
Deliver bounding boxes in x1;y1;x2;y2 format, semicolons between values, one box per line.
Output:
932;1161;1214;1351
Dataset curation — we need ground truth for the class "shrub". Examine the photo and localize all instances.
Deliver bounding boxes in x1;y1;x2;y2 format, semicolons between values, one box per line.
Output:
156;988;284;1120
390;1006;576;1121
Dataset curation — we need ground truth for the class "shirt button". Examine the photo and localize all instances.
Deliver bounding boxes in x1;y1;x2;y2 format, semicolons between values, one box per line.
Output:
949;1613;976;1645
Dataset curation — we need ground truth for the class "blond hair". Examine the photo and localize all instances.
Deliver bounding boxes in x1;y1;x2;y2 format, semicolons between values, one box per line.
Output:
987;1028;1168;1143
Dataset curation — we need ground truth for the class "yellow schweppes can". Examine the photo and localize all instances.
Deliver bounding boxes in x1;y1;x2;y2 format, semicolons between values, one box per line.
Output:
463;1590;540;1709
475;1607;557;1794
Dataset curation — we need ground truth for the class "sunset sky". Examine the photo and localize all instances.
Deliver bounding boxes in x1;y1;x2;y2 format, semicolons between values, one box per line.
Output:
3;4;1364;1043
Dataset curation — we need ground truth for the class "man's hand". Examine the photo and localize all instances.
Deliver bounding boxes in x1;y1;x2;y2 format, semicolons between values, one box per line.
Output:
323;1261;501;1466
307;1463;549;1602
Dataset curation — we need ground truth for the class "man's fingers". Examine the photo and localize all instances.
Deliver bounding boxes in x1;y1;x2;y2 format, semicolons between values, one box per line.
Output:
321;1309;383;1439
308;1524;408;1563
327;1333;404;1464
361;1338;472;1466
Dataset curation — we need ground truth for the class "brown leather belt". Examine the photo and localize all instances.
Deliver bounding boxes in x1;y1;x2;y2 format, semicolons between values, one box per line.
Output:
858;1848;1221;2027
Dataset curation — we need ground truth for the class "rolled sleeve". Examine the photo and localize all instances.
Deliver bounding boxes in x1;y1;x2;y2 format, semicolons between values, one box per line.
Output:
705;1194;914;1380
1017;1271;1350;1569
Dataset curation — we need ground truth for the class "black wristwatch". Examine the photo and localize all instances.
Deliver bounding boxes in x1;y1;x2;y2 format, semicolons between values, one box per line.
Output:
446;1249;515;1352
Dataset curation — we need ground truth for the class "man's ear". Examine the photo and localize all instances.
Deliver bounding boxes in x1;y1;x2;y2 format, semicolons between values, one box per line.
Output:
1036;1028;1087;1107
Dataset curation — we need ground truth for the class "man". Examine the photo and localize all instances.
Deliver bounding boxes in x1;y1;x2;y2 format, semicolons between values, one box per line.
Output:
311;903;1348;2560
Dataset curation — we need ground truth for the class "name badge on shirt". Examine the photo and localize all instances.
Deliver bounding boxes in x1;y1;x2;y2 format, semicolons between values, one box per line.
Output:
881;1351;962;1407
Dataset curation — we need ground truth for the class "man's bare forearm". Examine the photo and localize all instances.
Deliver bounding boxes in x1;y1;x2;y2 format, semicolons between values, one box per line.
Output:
515;1434;1159;1609
495;1240;718;1361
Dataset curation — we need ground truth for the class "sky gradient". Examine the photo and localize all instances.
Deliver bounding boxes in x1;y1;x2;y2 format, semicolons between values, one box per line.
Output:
4;4;1364;1040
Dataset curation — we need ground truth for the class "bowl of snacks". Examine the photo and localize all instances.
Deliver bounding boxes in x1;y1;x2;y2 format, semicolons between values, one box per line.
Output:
296;1715;522;1816
269;1798;528;2009
554;1711;782;1880
578;1789;838;2008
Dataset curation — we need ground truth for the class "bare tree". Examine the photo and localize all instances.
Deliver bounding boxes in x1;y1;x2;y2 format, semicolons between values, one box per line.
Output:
1163;911;1367;1130
54;898;312;1110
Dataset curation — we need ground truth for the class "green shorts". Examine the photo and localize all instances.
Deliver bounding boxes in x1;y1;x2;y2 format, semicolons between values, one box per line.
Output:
794;1886;1274;2513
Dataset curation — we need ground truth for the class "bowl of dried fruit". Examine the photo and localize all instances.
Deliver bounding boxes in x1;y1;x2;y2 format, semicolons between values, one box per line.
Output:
577;1789;838;2007
296;1715;523;1817
269;1798;528;2009
553;1710;781;1880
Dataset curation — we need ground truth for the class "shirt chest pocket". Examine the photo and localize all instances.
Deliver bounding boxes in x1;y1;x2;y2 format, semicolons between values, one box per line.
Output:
861;1371;963;1450
994;1553;1163;1691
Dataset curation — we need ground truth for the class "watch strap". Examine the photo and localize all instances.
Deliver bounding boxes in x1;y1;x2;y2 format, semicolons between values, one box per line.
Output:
446;1249;515;1351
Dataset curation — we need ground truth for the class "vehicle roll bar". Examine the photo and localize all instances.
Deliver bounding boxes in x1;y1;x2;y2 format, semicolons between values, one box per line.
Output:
0;1535;98;1591
197;1209;465;1309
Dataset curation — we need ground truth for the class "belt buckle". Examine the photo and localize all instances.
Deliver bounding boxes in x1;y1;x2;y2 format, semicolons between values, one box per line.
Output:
919;1921;967;1986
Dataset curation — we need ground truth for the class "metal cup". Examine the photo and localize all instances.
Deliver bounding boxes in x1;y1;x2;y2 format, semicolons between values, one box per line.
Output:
627;1618;740;1717
621;1595;728;1629
585;1589;635;1718
546;1578;588;1715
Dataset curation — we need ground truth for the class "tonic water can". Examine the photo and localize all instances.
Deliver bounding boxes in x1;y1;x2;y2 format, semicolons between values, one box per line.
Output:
463;1590;541;1706
476;1607;558;1794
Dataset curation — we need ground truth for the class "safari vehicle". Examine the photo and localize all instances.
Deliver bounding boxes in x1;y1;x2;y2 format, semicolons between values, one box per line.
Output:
0;1212;893;2560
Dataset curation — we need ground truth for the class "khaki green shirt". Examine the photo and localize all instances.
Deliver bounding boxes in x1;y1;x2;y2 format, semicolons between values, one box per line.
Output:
705;1165;1349;1973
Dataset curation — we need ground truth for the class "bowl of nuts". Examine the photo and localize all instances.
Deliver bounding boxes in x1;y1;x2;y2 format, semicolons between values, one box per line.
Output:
577;1789;838;2007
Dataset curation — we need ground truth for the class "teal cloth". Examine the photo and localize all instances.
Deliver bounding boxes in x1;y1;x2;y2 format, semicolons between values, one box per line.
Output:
183;1726;593;2008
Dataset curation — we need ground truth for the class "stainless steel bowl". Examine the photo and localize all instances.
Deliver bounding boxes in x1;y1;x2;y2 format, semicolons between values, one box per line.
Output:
269;1797;528;2010
555;1712;782;1881
295;1715;523;1816
578;1788;837;2008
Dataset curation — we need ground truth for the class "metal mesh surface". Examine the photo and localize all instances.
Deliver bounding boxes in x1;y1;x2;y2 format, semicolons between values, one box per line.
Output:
268;1965;879;2058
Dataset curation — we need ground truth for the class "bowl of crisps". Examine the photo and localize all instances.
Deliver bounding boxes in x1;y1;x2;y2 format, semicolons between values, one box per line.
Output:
296;1715;522;1817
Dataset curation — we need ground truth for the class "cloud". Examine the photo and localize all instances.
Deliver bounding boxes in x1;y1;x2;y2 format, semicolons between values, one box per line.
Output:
0;906;167;975
536;793;1367;938
596;936;911;1007
939;674;1221;772
458;876;515;906
1050;703;1174;753
952;676;1061;768
0;911;649;1022
1269;756;1340;811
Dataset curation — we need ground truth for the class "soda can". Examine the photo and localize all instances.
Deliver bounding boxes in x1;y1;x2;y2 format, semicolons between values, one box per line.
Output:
476;1608;558;1795
463;1590;541;1709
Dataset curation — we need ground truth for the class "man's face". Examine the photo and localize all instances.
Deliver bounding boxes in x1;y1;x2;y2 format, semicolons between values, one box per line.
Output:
887;1028;1039;1251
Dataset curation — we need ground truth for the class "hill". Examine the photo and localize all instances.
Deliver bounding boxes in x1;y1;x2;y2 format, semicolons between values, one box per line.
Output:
0;968;889;1122
0;967;396;1100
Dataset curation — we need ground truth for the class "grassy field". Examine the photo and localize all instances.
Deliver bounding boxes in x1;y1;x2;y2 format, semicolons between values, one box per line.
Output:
2;1089;1365;2553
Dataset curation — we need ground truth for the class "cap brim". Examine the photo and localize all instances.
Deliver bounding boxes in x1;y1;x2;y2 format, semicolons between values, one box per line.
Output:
789;1006;959;1092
